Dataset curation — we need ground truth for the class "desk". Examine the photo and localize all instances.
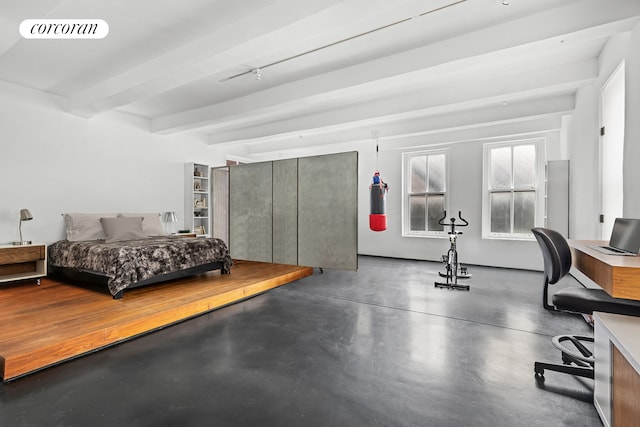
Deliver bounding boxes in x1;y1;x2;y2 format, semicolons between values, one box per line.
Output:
569;240;640;301
594;312;640;427
574;240;640;426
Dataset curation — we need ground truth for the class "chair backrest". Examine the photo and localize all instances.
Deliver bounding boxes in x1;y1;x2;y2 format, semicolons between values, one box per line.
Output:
531;227;572;285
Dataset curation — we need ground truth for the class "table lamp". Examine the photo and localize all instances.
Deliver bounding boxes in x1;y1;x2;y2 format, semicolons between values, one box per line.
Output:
13;208;33;245
162;211;177;234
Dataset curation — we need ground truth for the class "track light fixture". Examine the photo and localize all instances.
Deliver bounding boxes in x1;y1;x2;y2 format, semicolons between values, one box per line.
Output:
220;0;466;82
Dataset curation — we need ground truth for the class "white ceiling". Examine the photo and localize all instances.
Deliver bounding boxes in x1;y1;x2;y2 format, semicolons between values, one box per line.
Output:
1;0;639;153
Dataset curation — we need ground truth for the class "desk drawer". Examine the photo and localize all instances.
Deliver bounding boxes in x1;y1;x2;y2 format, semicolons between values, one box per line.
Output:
0;246;45;265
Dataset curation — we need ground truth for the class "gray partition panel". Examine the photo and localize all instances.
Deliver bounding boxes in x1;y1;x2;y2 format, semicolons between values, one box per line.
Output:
211;167;229;245
298;152;358;270
229;162;273;262
273;159;298;265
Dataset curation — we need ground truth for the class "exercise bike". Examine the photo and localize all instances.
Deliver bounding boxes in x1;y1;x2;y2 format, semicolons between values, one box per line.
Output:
434;211;471;291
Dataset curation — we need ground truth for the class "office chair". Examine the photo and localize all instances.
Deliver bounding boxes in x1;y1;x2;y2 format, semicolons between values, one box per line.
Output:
531;227;640;382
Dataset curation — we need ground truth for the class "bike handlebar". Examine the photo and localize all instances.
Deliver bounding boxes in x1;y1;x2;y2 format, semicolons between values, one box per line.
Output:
437;211;448;225
437;211;469;227
457;211;469;226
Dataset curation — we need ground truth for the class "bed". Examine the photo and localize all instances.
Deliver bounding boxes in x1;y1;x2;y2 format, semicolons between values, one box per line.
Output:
48;213;232;299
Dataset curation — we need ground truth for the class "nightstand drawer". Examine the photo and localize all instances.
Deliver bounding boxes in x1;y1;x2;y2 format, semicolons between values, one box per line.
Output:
0;262;37;276
0;245;45;265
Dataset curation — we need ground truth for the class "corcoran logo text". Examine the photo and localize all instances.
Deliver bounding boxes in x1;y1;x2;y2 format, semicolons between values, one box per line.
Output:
20;19;109;39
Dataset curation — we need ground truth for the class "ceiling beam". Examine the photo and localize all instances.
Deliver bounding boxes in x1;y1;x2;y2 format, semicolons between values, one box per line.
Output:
220;94;575;154
244;116;565;163
66;0;345;116
151;3;637;135
200;55;595;147
66;0;435;117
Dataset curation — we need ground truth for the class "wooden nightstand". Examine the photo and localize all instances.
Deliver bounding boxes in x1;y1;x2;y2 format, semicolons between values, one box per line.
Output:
0;243;47;285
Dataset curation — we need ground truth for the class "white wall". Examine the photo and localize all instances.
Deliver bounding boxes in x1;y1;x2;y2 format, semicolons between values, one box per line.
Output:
356;124;563;270
235;117;564;270
0;81;220;244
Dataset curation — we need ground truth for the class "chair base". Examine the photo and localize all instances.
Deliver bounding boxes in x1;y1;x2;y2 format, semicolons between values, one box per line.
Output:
534;361;594;382
534;334;595;382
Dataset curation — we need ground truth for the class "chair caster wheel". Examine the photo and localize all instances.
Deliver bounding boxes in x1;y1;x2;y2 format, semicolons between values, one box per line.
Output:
535;372;545;383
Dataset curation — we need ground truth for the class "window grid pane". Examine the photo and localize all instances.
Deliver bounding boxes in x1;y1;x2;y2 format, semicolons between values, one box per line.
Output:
513;191;535;233
490;147;512;189
490;192;511;233
427;195;445;231
409;195;426;231
410;155;426;193
427;154;445;192
513;145;536;188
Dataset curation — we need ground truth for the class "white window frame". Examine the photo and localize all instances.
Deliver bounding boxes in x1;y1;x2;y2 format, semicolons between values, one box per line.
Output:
402;149;450;238
482;139;546;240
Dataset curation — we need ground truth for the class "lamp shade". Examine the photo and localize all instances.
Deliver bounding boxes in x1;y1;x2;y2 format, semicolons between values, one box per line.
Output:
20;208;33;221
162;211;177;222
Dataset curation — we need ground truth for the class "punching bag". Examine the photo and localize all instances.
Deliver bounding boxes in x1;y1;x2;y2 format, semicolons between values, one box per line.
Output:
369;172;388;232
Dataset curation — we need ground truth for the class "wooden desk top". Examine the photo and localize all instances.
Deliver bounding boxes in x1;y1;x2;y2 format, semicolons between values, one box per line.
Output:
570;240;640;267
569;240;640;301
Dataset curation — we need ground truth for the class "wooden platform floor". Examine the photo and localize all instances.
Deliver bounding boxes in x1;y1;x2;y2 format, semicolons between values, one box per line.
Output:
0;260;312;382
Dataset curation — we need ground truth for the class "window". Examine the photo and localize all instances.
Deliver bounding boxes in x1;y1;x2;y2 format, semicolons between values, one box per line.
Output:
483;140;544;239
403;150;448;236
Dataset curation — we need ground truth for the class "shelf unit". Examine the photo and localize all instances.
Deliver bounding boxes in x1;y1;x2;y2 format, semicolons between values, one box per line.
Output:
0;243;47;285
184;162;211;237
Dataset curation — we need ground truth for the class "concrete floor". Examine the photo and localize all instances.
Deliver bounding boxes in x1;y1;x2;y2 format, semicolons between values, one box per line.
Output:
0;256;602;426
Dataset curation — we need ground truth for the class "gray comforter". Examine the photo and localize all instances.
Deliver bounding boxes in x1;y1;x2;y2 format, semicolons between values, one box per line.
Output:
48;236;232;296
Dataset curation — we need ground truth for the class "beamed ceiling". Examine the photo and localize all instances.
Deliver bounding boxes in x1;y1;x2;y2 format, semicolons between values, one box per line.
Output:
1;0;639;155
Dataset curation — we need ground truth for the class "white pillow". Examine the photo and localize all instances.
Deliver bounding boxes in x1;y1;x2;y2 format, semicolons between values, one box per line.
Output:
100;217;147;242
64;213;118;241
119;213;164;236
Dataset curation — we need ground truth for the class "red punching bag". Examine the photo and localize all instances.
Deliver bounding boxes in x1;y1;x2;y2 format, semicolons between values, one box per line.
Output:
369;171;388;232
